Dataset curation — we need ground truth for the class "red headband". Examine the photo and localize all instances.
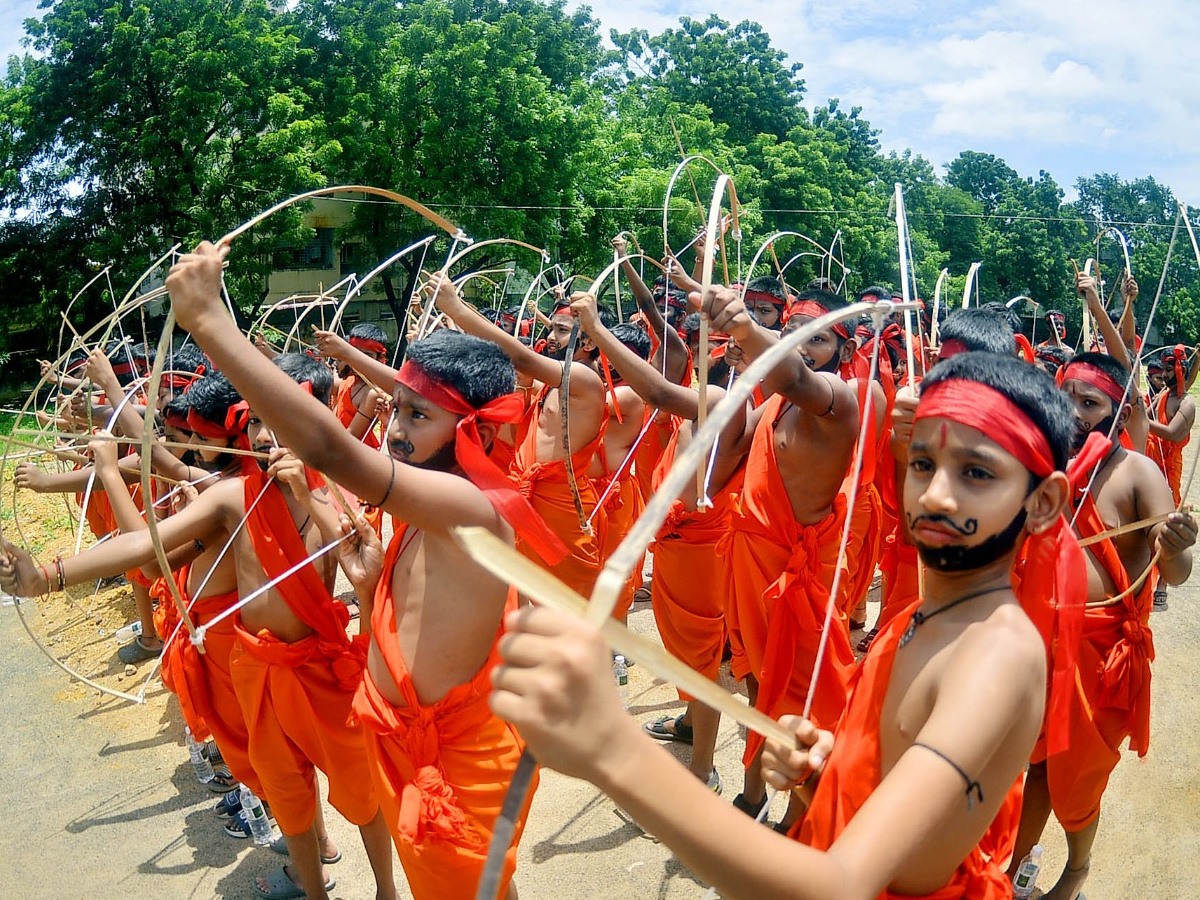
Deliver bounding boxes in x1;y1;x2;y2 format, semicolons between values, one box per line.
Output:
1058;361;1126;406
395;361;567;565
916;378;1055;478
186;400;250;445
163;411;191;433
937;338;970;361
1171;344;1187;397
781;299;850;339
349;336;387;357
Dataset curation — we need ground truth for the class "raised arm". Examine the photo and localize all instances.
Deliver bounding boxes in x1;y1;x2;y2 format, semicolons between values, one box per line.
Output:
701;287;856;420
572;293;700;420
431;271;567;386
313;330;398;392
1119;274;1138;353
165;242;504;536
1077;273;1131;370
1147;394;1195;443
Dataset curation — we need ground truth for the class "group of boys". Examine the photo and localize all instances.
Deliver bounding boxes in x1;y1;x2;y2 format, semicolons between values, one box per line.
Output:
2;232;1196;900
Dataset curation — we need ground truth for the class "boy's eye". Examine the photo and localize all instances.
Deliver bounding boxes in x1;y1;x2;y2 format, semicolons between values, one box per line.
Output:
964;466;994;481
909;457;933;474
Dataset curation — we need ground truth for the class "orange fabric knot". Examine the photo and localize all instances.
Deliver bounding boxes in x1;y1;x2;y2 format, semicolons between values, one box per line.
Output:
322;634;368;692
396;764;474;847
1099;621;1155;710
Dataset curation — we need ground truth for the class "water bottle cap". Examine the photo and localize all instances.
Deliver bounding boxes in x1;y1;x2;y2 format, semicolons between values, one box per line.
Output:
615;655;625;663
1031;844;1043;856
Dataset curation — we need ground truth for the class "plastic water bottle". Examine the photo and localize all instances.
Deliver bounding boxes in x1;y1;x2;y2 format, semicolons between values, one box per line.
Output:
239;785;273;846
185;727;215;784
1012;844;1044;898
114;621;143;643
613;655;630;709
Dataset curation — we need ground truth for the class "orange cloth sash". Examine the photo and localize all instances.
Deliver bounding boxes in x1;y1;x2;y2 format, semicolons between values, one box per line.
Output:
795;600;1022;899
510;384;607;597
352;526;536;900
650;425;746;699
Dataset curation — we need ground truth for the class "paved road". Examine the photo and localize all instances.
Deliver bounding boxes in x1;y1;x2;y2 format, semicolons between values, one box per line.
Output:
2;469;1197;899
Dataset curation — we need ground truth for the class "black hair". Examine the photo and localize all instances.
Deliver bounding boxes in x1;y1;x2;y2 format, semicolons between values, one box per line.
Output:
939;309;1016;357
348;322;388;346
162;393;192;428
922;351;1074;473
186;374;242;425
681;312;702;337
1106;309;1123;326
130;342;156;365
167;342;209;376
1035;345;1069;367
610;323;652;360
795;287;848;312
807;277;835;292
859;285;891;301
405;330;516;409
1045;309;1064;319
745;275;786;302
273;352;334;407
981;301;1022;334
1067;351;1131;393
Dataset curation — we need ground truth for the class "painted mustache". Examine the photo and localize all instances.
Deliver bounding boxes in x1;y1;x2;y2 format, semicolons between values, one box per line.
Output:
390;439;415;458
906;513;979;536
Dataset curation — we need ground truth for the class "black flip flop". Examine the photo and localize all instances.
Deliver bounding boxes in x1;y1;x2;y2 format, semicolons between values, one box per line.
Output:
642;713;694;744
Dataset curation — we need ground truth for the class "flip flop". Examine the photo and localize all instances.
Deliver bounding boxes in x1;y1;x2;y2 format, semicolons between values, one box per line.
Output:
856;627;879;653
253;865;335;900
270;834;342;865
643;713;693;744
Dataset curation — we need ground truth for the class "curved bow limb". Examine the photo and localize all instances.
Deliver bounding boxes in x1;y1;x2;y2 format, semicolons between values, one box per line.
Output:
465;298;915;900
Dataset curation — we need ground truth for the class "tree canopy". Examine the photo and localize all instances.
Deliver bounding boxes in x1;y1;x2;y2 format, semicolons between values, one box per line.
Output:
2;0;1197;377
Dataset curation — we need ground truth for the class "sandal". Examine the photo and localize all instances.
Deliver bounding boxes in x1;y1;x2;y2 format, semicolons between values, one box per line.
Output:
254;865;335;900
856;627;879;653
633;586;652;603
848;618;866;631
117;636;162;664
214;789;243;820
643;714;693;744
1153;589;1168;612
270;834;342;865
705;769;723;795
201;743;238;792
731;792;768;818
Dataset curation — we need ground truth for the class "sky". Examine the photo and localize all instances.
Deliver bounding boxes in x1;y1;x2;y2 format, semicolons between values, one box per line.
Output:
3;0;1197;204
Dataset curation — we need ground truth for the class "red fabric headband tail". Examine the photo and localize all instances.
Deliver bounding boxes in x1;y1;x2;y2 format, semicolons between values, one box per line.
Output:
395;361;568;565
1014;333;1035;364
1173;345;1186;397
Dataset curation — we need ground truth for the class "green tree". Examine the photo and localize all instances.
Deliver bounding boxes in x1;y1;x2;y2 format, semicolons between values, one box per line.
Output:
612;15;805;141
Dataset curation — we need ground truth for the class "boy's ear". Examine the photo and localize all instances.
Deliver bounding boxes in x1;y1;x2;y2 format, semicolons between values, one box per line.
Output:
1025;471;1069;534
1116;402;1131;431
476;420;499;451
839;338;859;364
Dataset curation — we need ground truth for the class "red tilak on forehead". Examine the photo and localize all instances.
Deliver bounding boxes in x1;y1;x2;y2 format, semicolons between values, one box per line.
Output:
916;378;1055;478
938;421;948;449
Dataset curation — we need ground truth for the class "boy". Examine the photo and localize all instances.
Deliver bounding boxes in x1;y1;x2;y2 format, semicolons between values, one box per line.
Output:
163;241;565;900
490;351;1077;900
1009;352;1196;900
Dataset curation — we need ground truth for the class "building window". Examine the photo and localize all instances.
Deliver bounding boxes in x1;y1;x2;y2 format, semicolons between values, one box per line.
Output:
273;228;335;271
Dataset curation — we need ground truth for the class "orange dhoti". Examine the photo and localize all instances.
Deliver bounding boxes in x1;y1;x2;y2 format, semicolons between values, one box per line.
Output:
233;468;376;834
353;526;536;900
593;471;643;621
231;626;377;833
154;565;264;795
841;481;884;623
1034;489;1156;830
720;397;855;762
794;599;1022;899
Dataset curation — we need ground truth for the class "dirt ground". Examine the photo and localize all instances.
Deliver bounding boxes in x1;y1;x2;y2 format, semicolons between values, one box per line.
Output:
1;436;1198;900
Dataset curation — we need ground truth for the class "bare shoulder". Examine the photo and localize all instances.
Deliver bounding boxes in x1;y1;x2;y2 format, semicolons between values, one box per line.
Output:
944;604;1046;700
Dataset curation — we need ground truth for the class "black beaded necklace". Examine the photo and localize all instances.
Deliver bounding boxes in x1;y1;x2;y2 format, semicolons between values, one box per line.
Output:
898;585;1010;648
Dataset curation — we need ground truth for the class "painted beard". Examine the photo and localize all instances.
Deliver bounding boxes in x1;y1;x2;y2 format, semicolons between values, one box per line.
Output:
1072;413;1118;453
390;437;459;473
913;507;1028;572
540;343;569;361
196;451;235;473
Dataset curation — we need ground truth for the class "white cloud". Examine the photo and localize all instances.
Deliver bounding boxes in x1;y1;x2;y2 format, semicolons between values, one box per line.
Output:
585;0;1200;200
